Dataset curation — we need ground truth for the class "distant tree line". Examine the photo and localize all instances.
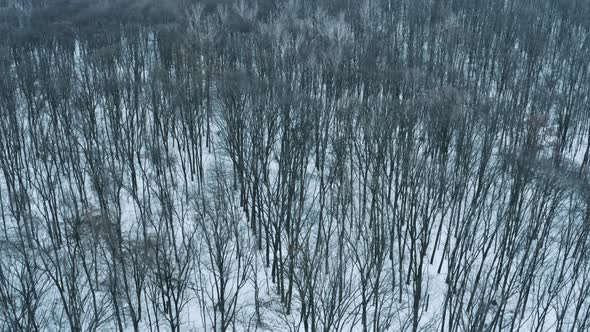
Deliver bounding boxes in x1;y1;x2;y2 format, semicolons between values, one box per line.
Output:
0;0;589;331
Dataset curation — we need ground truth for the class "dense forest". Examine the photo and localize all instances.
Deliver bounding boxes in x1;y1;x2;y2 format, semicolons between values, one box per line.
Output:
0;0;589;331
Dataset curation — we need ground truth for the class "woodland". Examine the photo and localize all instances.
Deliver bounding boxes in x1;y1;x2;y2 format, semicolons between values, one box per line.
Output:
0;0;589;331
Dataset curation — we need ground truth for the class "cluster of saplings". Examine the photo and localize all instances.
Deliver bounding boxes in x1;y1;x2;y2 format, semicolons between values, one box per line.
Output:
0;0;589;331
